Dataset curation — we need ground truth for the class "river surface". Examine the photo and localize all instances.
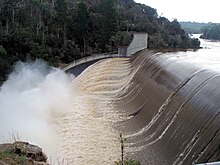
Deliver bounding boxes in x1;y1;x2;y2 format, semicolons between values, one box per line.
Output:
167;34;220;72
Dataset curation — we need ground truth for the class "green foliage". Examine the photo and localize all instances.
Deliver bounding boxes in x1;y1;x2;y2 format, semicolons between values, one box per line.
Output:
0;45;11;85
120;133;125;163
115;133;141;165
0;151;26;164
75;0;89;54
148;19;200;49
115;158;141;165
0;0;200;83
97;0;118;51
200;24;220;40
0;45;7;56
180;22;211;34
191;38;201;47
114;31;132;47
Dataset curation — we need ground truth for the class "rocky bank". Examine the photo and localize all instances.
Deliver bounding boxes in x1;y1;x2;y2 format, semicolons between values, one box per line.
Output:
0;141;49;165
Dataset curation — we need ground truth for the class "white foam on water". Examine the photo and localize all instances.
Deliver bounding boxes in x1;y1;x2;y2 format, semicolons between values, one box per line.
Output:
0;58;131;164
0;60;75;159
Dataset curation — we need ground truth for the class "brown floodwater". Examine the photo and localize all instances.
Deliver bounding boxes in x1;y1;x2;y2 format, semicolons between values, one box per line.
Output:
65;35;220;164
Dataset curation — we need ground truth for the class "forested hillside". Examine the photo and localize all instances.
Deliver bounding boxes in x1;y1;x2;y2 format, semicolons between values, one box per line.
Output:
0;0;200;84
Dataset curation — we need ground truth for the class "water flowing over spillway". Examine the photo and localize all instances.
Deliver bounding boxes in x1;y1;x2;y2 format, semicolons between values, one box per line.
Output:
64;38;220;164
53;58;134;164
1;38;220;164
113;50;220;165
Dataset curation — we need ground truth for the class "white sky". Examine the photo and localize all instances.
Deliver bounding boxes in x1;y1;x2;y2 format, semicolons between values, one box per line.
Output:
134;0;220;23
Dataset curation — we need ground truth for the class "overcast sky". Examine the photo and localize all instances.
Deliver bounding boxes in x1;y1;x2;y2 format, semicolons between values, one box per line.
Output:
134;0;220;23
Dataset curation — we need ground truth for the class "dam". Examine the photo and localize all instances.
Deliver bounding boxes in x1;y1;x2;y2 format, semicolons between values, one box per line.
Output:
63;37;220;164
1;35;220;165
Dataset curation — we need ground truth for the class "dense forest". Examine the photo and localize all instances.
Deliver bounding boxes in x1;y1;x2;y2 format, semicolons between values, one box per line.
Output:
180;21;211;34
0;0;200;84
200;23;220;40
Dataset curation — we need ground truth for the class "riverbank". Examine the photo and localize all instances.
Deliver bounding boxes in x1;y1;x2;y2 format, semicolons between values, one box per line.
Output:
0;141;48;165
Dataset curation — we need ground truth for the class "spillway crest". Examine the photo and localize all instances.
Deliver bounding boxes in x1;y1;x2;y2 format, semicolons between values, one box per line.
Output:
1;40;220;165
67;48;220;164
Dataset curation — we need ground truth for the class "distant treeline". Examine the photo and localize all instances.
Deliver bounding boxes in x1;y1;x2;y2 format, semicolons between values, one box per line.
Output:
200;23;220;40
180;21;220;40
180;21;211;34
0;0;200;84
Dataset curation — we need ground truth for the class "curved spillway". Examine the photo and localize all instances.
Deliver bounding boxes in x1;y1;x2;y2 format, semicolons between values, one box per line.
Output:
113;50;220;165
54;58;133;164
65;47;220;164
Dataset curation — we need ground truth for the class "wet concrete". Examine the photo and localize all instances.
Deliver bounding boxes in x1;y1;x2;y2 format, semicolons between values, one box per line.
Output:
66;60;100;77
115;50;220;164
66;48;220;164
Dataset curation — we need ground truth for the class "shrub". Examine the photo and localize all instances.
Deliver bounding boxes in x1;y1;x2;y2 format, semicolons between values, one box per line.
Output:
115;158;141;165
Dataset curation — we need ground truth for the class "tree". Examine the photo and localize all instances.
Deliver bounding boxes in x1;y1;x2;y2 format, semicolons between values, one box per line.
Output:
0;45;9;84
75;0;89;55
0;0;200;83
201;24;220;40
98;0;118;51
54;0;67;43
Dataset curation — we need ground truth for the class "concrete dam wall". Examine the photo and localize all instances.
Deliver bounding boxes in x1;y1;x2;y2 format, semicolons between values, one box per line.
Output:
126;33;148;56
63;33;148;76
65;49;220;164
114;50;220;164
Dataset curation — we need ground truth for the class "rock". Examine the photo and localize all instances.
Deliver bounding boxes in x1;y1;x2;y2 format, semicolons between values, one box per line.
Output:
0;141;49;165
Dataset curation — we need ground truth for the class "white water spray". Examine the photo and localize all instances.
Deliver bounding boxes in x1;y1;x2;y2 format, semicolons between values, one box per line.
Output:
0;60;75;159
0;58;131;164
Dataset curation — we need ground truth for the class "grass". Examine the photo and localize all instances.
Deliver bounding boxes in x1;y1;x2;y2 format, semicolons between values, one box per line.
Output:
115;158;141;165
0;151;27;165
